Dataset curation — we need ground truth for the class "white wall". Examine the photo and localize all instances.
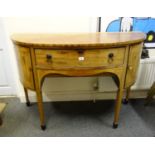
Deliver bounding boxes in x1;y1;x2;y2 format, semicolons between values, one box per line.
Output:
4;17;96;33
0;19;17;95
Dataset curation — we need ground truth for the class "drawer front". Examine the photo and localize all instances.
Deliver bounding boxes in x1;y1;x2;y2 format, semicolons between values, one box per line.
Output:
35;48;125;69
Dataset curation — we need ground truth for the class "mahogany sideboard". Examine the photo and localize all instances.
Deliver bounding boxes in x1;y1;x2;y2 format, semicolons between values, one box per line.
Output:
11;32;145;130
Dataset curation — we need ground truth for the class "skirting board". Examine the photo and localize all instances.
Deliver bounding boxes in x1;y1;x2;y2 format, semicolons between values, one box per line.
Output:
18;90;148;103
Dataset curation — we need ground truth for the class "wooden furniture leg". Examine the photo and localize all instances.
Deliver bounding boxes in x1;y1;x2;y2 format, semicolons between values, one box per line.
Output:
113;83;124;128
0;115;2;126
36;89;46;130
123;87;131;105
24;87;31;107
0;102;6;126
145;82;155;105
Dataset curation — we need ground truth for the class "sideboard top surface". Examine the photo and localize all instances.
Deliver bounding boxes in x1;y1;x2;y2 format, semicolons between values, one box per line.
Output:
11;32;145;49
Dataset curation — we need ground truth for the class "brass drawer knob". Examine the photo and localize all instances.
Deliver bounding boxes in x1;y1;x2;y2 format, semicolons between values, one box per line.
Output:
108;53;114;59
46;54;52;62
108;53;114;63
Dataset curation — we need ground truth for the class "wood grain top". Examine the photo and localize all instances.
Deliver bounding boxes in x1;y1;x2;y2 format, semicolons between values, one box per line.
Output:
11;32;146;49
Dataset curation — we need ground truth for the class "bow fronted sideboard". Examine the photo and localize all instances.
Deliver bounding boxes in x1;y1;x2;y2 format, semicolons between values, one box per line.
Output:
11;32;145;130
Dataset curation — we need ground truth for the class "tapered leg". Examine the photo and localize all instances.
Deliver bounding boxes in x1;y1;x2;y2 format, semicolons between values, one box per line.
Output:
24;87;31;107
36;90;46;130
123;87;131;105
113;84;124;129
0;115;2;126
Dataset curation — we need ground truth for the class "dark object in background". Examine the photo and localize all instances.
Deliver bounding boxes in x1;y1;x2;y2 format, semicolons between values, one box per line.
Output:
145;31;155;43
141;46;149;59
141;31;155;59
141;48;149;59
